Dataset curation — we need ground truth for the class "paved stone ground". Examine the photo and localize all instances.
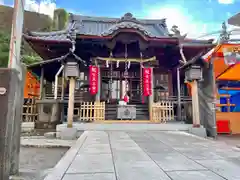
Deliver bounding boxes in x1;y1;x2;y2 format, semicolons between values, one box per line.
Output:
45;131;240;180
216;135;240;147
17;147;68;180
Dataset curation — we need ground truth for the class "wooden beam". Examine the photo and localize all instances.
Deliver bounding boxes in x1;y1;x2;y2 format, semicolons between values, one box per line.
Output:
96;56;156;63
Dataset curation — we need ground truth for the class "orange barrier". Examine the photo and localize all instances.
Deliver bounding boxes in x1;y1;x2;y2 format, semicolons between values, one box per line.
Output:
24;71;40;99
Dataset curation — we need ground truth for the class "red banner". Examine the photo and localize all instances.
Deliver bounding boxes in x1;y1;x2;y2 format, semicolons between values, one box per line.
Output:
89;65;99;95
142;68;152;96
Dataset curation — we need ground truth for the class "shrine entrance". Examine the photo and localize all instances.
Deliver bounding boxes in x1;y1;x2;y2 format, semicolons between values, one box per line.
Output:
101;69;145;104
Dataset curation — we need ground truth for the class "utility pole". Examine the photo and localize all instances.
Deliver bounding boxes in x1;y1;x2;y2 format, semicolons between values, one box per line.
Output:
0;0;25;179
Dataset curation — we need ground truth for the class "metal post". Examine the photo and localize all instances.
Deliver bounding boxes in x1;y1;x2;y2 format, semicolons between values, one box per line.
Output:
54;65;64;99
61;70;65;100
51;65;64;123
177;67;182;121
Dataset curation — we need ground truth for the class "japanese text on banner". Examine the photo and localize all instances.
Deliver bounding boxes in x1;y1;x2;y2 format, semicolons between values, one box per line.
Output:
89;65;99;95
143;68;152;96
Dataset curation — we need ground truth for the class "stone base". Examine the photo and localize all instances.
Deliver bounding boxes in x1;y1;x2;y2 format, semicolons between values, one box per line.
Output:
58;127;78;140
21;122;35;132
35;121;59;129
44;132;56;139
188;126;207;138
56;123;192;139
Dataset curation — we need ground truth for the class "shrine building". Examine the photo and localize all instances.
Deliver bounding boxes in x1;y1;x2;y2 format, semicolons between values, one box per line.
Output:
23;12;215;126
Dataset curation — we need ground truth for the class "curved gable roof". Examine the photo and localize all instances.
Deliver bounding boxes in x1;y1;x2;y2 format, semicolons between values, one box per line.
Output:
70;13;169;37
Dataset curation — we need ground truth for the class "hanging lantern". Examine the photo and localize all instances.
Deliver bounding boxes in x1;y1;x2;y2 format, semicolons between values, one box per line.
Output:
89;65;99;95
142;68;152;96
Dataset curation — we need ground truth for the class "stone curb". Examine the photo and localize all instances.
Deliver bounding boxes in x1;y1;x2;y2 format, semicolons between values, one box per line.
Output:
20;144;71;148
43;131;89;180
20;137;75;148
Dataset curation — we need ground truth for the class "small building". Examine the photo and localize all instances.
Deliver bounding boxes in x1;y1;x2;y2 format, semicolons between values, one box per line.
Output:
23;13;215;125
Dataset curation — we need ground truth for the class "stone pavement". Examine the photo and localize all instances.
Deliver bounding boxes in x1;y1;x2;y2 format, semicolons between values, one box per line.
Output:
44;131;240;180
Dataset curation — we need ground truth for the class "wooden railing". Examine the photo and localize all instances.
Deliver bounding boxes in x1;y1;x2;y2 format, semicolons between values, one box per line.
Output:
78;101;105;122
151;101;174;123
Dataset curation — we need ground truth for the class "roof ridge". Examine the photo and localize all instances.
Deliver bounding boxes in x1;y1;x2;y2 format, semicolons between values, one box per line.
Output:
27;29;68;36
70;13;166;25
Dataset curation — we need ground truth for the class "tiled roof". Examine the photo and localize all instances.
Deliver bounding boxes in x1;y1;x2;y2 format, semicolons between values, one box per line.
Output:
23;13;169;41
24;29;71;42
71;13;169;37
23;12;215;48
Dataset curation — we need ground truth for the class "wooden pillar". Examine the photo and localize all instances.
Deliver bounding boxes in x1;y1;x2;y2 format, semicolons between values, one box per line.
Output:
191;80;200;127
177;68;182;121
39;67;44;99
67;77;75;128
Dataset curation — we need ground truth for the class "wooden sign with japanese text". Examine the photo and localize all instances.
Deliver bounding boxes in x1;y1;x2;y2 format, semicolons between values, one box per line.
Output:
142;68;152;96
89;65;99;95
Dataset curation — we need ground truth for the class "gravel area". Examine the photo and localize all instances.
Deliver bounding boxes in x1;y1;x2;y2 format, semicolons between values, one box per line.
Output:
18;147;68;180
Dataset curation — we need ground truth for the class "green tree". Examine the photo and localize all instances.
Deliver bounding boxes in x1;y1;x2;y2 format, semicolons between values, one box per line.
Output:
0;31;11;67
0;31;41;68
52;8;69;30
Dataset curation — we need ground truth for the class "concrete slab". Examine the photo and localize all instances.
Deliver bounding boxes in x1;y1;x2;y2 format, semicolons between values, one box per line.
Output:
196;159;240;180
67;154;114;174
79;144;111;154
115;161;171;180
63;173;116;180
167;170;225;180
44;131;240;180
149;152;206;171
